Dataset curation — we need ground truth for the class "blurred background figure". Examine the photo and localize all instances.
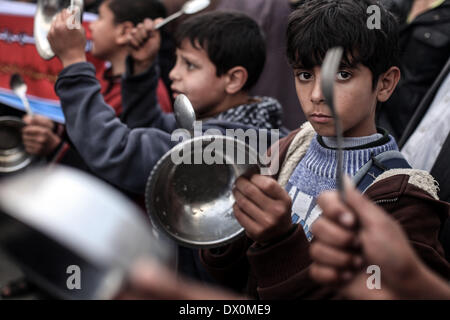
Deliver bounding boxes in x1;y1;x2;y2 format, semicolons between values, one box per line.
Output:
20;0;172;183
214;0;303;130
400;57;450;259
377;0;450;140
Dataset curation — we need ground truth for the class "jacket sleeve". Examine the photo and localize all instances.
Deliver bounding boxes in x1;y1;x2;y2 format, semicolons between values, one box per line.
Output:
120;56;177;132
365;174;450;279
199;236;253;294
246;174;450;300
246;225;338;300
55;62;177;194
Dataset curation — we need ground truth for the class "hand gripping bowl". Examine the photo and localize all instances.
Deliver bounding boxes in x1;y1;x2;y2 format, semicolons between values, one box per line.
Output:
145;135;260;248
0;116;34;175
0;166;176;299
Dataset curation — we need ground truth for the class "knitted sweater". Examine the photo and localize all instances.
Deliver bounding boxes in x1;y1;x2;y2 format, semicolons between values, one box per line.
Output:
286;130;398;240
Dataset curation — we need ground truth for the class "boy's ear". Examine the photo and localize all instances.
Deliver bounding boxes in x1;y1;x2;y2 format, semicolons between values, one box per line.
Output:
115;21;135;46
225;66;248;95
376;66;401;102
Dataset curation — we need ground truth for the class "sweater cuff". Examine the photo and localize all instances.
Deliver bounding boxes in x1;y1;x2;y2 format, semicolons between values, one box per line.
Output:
58;62;96;79
247;224;312;288
124;55;159;83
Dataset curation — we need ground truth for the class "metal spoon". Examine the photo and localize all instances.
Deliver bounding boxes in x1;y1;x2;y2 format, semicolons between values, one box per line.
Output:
9;74;33;117
174;94;196;133
320;47;344;198
154;0;211;29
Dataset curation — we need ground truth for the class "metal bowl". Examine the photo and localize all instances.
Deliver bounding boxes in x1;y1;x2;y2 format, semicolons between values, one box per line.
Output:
0;166;176;300
145;135;260;248
0;116;33;175
34;0;84;60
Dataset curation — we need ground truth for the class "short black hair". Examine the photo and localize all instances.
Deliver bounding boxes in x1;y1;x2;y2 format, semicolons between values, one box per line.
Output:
286;0;400;88
107;0;167;26
175;11;266;91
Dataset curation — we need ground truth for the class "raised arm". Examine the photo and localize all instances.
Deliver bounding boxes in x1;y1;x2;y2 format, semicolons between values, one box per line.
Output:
55;62;176;194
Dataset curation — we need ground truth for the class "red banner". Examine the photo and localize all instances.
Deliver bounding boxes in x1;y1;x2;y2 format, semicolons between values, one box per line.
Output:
0;0;105;122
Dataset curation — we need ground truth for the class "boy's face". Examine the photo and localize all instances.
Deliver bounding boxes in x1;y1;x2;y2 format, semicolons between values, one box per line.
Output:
169;39;228;118
294;63;378;137
88;1;120;60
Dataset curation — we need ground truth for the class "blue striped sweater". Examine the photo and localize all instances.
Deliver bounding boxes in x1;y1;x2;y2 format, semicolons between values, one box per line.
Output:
285;131;398;240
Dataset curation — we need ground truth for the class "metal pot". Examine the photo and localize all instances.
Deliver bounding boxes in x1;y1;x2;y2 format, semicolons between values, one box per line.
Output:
0;116;34;175
145;135;260;248
0;166;176;300
34;0;84;60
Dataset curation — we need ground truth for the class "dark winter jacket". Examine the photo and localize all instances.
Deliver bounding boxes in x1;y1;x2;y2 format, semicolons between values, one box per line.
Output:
200;123;450;299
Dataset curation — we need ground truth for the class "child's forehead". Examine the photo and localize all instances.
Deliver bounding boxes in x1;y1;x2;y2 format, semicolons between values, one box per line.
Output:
177;39;209;58
293;60;363;70
293;50;364;70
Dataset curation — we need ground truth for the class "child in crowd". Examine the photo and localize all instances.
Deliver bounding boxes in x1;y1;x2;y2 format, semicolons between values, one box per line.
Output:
22;0;171;170
199;0;450;299
46;10;284;195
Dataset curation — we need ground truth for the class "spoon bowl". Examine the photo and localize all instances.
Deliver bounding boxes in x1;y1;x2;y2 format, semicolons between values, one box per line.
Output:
174;94;196;132
155;0;210;29
9;73;33;117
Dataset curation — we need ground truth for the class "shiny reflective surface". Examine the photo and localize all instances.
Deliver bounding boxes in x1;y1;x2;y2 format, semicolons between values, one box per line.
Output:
321;47;345;197
34;0;84;60
0;117;33;174
155;0;211;29
146;135;260;248
174;94;196;132
10;74;33;116
183;0;211;14
0;166;176;299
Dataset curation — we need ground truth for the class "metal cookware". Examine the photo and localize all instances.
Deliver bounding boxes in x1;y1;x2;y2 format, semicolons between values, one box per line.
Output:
145;94;260;248
34;0;84;60
0;116;34;175
0;166;176;299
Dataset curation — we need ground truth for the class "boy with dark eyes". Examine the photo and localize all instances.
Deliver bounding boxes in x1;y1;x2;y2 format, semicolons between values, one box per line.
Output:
199;0;450;299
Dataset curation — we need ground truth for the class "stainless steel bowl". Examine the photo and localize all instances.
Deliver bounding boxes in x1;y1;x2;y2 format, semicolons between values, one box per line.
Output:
145;135;260;248
0;116;33;174
0;166;176;300
34;0;84;60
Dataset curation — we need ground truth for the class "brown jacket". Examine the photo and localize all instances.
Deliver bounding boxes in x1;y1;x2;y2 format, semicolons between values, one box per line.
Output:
200;124;450;299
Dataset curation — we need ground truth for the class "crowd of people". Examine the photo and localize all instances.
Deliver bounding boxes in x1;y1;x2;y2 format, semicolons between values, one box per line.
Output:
1;0;449;300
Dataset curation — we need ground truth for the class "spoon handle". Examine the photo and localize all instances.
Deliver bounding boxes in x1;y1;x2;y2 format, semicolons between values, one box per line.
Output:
19;94;33;117
154;11;183;29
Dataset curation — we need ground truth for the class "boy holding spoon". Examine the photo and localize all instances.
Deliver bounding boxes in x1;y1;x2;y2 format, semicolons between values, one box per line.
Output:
199;0;450;299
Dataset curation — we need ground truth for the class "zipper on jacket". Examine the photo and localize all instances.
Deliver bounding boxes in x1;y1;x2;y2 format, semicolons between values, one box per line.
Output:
374;198;399;205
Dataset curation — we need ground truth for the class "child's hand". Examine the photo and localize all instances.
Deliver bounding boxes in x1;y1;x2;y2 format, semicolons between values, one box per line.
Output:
128;18;164;75
47;9;87;68
232;174;293;245
22;115;61;156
